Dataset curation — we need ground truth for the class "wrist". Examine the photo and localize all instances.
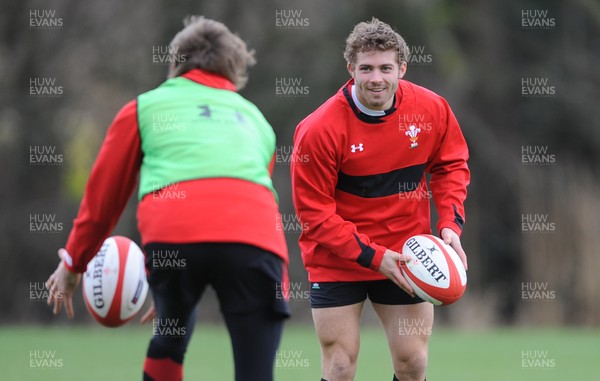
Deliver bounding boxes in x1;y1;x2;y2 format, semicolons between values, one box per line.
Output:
59;248;78;273
438;222;462;237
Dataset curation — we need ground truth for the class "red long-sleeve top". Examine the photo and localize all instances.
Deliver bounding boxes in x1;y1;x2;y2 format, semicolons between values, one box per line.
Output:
291;79;469;282
63;70;288;273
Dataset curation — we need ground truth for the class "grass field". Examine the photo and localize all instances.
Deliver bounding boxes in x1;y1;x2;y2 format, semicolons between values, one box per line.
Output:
3;324;598;380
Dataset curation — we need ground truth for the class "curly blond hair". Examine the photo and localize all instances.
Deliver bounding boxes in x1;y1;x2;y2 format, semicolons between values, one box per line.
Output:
168;16;256;89
344;17;410;66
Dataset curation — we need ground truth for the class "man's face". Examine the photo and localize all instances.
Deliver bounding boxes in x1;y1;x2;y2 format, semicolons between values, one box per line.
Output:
347;50;407;111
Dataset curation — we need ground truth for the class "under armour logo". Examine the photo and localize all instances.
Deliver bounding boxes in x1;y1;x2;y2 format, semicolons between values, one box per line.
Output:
351;143;364;153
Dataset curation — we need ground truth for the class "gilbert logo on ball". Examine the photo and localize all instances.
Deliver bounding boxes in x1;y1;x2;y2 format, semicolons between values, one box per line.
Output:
82;236;149;327
400;234;467;305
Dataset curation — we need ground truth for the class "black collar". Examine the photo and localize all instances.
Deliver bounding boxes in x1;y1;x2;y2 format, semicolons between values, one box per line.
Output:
342;85;397;124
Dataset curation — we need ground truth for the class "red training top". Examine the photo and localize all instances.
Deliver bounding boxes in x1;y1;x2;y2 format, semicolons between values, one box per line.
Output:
291;79;469;282
63;69;288;273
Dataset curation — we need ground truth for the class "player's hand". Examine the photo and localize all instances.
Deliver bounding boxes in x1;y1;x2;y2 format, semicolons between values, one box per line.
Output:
140;301;156;324
45;249;81;319
441;228;468;270
378;249;415;297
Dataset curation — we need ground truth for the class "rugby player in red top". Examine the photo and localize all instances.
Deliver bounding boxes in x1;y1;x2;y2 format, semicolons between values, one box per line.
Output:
45;16;289;381
291;18;470;381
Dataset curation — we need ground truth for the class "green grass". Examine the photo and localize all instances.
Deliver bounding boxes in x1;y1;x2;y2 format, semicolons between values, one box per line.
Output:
2;324;598;380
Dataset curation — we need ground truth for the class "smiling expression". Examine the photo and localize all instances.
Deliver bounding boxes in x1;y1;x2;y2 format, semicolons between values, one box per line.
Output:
347;50;407;111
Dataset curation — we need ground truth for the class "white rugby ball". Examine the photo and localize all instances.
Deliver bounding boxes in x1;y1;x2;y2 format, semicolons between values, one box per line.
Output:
400;234;467;305
82;236;149;327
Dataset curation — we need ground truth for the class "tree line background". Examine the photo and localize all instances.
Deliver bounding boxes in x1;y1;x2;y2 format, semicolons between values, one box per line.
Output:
1;0;598;327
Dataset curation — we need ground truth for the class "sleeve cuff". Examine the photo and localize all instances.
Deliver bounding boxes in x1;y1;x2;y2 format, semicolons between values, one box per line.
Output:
60;248;83;273
437;205;465;236
356;240;386;271
368;245;386;271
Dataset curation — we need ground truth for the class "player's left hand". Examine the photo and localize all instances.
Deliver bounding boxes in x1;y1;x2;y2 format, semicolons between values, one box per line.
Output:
441;228;468;270
45;249;81;319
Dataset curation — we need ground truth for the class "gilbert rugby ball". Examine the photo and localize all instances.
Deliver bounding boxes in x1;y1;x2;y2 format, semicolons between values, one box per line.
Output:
82;236;149;327
400;234;467;305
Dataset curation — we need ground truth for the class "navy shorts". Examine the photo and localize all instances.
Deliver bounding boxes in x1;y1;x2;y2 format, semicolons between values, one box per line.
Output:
310;279;424;308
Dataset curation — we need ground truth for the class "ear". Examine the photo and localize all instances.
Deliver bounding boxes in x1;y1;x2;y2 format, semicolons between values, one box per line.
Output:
347;62;355;78
398;62;407;79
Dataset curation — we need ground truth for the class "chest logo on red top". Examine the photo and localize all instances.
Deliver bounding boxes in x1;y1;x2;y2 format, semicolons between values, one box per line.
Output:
350;143;364;153
405;125;421;149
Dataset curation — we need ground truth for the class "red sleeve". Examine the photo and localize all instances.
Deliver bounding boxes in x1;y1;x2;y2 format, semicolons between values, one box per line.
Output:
291;119;386;272
63;100;142;272
426;98;470;236
268;154;275;176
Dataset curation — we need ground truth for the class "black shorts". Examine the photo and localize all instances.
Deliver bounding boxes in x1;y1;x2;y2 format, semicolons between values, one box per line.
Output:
145;242;291;318
309;280;424;308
